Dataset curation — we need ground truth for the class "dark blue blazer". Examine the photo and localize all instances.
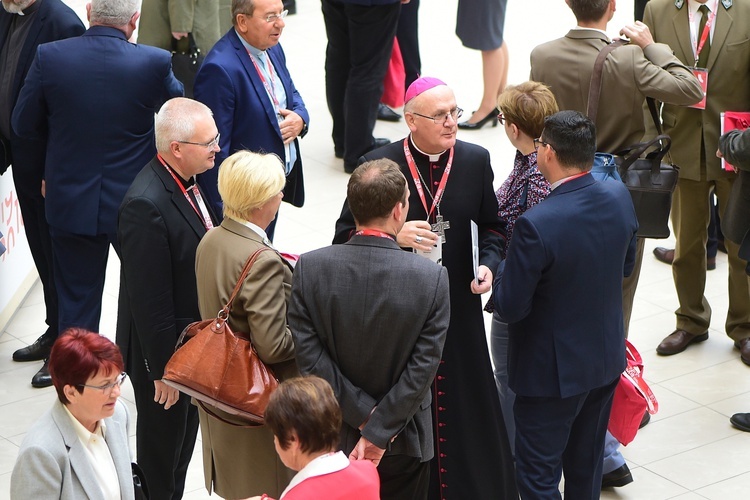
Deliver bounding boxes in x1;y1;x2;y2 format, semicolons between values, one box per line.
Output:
194;29;308;217
12;26;183;235
494;174;638;399
0;0;85;178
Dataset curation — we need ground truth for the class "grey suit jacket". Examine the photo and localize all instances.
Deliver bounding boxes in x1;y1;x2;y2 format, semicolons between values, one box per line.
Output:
11;399;133;500
289;235;450;460
530;28;703;153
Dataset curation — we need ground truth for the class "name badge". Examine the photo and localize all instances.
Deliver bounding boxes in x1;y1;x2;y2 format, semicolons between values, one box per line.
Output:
416;239;443;265
688;68;708;110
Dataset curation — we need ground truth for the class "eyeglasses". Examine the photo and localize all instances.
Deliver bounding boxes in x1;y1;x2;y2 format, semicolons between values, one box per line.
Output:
411;107;464;124
533;137;554;151
256;9;288;23
77;372;127;395
179;133;220;149
497;112;505;125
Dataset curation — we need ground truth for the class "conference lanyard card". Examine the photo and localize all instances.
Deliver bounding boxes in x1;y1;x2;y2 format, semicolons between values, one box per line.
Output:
688;68;708;110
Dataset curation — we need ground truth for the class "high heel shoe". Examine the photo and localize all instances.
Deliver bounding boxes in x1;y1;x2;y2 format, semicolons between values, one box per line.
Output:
457;108;498;130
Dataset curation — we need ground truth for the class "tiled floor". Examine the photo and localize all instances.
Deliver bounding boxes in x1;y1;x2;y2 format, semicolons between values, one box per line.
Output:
2;1;750;498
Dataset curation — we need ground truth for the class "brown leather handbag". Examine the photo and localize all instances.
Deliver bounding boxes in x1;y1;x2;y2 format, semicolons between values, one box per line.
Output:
163;248;279;425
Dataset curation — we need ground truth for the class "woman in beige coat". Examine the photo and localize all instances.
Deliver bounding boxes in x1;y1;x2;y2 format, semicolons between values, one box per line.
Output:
195;151;298;499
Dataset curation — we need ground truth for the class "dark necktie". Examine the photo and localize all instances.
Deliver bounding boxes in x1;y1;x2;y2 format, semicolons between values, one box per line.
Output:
697;4;711;68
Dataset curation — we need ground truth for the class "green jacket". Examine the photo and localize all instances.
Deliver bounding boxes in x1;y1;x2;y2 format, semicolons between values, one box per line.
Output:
137;0;220;55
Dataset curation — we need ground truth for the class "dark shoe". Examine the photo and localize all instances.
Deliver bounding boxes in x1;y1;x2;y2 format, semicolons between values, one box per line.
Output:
639;411;651;429
733;338;750;366
656;329;709;355
707;256;716;271
730;413;750;432
13;333;55;362
31;359;52;388
343;138;391;173
457;109;498;130
377;103;401;122
601;464;633;489
344;161;357;174
373;137;390;149
653;246;674;265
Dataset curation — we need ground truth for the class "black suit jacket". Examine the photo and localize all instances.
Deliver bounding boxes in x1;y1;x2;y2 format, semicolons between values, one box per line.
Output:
0;0;84;177
116;158;217;382
289;235;450;460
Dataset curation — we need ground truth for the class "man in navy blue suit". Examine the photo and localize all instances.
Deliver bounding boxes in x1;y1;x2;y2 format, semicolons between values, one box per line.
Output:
1;0;84;387
494;111;638;499
12;0;183;387
194;0;308;241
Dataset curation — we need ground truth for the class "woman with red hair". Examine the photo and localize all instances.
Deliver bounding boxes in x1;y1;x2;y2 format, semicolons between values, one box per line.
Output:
10;329;134;499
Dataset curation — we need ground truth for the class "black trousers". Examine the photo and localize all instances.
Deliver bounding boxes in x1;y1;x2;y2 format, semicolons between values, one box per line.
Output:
378;454;430;500
11;151;58;340
397;0;421;89
49;226;119;333
133;380;199;500
322;0;400;166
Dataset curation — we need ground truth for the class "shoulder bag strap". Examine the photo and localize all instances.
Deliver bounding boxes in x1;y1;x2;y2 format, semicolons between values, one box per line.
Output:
587;38;628;124
221;247;271;316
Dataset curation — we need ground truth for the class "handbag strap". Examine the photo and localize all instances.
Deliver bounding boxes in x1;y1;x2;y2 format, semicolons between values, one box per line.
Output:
220;247;272;318
587;38;627;124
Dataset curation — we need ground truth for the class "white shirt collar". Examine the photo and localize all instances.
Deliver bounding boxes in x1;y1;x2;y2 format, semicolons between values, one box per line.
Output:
280;451;350;499
572;26;610;41
63;404;106;441
228;215;271;242
689;0;713;15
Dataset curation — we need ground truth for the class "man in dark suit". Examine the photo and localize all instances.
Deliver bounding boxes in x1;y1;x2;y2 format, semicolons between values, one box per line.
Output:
117;97;218;500
290;158;449;499
333;77;517;499
494;111;638;500
194;0;308;241
1;0;84;387
644;0;750;364
11;0;183;387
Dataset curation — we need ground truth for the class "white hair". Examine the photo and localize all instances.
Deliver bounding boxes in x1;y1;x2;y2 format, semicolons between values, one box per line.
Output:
154;98;214;154
89;0;139;27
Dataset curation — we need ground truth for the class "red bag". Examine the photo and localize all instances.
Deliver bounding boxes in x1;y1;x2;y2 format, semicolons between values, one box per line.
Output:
608;340;658;445
381;38;406;108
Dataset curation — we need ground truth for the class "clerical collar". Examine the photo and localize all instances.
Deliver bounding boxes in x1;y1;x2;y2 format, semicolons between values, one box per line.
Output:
235;31;266;59
17;0;41;16
409;135;446;163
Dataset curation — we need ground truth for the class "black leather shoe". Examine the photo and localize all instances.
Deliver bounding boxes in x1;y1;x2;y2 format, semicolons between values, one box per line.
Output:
601;464;633;489
457;108;498;130
13;333;55;362
377;103;401;122
31;359;53;388
656;329;709;355
373;137;391;149
730;413;750;432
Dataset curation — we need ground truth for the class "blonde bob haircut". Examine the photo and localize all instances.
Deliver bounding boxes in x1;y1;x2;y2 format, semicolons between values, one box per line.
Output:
218;150;286;220
497;81;559;140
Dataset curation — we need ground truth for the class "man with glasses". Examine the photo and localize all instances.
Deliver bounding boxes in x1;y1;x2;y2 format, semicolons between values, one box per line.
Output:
117;97;219;500
334;77;517;499
495;110;638;499
194;0;308;241
11;0;183;386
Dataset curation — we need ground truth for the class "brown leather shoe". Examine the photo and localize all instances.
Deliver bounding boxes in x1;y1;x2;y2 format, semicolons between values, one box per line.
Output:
734;338;750;366
653;247;674;265
656;330;709;355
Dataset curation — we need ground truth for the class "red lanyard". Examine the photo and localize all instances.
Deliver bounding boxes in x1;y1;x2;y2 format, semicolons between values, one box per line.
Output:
560;171;589;185
688;0;717;65
355;229;395;241
247;50;280;109
403;138;454;221
157;154;214;231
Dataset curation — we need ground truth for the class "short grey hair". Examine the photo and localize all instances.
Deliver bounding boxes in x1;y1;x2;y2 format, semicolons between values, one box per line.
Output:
89;0;139;27
155;98;214;154
232;0;255;26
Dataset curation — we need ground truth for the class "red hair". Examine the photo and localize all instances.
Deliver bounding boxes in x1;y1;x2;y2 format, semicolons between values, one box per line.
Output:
48;328;124;404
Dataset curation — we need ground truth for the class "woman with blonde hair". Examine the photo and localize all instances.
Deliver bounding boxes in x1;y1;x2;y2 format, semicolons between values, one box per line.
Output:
194;150;298;499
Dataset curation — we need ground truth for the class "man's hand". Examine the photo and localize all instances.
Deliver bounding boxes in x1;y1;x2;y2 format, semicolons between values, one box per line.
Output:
278;109;304;144
717;148;724;159
396;220;439;252
349;436;386;466
471;265;493;294
171;32;188;40
154;379;179;410
41;180;46;198
620;21;654;50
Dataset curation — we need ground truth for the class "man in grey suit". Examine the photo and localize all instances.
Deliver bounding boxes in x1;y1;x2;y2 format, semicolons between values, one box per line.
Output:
289;158;449;500
530;0;703;488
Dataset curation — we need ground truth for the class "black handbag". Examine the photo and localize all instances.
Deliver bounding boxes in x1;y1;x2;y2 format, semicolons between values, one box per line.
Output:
132;462;150;500
587;39;680;239
171;33;204;99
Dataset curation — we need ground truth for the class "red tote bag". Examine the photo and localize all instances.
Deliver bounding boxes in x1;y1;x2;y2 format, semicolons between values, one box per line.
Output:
381;38;406;108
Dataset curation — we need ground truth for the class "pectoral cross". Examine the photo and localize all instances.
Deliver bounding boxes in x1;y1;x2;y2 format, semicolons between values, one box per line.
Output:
431;214;450;243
